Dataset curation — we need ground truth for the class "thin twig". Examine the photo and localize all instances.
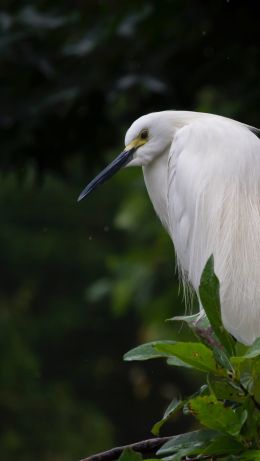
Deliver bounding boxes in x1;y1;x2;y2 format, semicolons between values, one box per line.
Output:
80;436;172;461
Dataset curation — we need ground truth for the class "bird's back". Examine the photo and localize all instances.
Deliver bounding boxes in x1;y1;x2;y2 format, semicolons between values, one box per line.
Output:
144;112;260;344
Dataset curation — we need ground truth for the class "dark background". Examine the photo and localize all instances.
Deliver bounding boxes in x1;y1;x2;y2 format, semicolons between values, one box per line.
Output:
0;1;259;460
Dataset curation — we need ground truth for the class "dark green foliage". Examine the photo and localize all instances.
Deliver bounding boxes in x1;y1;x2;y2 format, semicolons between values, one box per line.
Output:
1;1;260;176
124;259;260;460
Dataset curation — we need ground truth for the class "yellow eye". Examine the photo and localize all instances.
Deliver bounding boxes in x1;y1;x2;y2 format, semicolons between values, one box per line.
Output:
140;129;149;140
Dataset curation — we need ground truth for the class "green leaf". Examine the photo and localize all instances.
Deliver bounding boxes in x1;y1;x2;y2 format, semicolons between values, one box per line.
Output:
213;347;234;371
238;337;260;360
123;341;176;361
154;342;218;373
157;429;218;455
199;256;236;356
170;311;232;372
165;447;199;461
208;376;245;402
240;372;255;394
188;395;247;437
252;370;260;404
118;448;143;461
152;399;183;436
183;385;210;415
166;356;193;368
236;342;249;356
201;435;243;456
231;352;260;399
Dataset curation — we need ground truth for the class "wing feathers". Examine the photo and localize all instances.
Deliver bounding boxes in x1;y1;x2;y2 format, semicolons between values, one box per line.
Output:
168;118;260;344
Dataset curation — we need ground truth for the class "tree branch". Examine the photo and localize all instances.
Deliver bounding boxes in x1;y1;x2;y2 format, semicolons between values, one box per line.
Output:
80;436;172;461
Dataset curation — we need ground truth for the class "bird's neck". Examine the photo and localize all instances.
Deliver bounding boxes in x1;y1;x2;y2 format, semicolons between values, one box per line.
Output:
142;150;170;232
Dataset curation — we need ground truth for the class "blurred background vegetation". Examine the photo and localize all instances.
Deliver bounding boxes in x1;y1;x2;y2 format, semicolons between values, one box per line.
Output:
0;1;259;460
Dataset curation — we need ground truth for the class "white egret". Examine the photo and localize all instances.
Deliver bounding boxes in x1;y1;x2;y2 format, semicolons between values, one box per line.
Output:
78;111;260;345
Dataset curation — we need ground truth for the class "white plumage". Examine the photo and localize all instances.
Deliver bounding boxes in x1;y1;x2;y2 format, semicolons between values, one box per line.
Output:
79;110;260;345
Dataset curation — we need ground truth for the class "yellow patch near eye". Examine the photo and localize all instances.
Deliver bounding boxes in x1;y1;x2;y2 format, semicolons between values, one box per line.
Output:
125;134;148;151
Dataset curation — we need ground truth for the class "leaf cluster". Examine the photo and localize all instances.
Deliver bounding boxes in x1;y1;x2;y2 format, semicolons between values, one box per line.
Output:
124;257;260;460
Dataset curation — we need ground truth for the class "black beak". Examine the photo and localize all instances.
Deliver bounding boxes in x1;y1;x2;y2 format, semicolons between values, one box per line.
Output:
77;148;135;202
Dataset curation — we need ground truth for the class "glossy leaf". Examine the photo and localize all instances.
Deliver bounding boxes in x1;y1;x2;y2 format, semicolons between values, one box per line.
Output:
166;447;200;461
123;341;176;361
188;395;247;436
152;398;183;436
166;356;193;368
169;312;223;351
154;342;218;373
201;435;243;456
213;347;234;371
199;256;236;356
157;429;218;455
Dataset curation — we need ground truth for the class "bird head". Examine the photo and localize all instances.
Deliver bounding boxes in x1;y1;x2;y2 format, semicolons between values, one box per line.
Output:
77;111;175;201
